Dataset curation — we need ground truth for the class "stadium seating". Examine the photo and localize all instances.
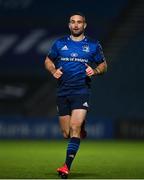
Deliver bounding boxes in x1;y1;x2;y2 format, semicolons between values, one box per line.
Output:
0;0;143;119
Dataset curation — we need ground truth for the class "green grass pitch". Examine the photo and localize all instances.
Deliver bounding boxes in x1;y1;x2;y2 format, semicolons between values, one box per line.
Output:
0;140;144;179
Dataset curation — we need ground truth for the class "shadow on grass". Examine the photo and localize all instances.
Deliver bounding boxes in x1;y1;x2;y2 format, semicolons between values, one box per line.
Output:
43;172;99;179
70;172;98;179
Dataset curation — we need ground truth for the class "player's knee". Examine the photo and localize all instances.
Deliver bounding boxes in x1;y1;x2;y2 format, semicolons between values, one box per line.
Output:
70;124;81;136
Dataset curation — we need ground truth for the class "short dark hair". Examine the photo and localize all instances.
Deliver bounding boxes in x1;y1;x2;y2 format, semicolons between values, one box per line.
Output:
69;12;86;22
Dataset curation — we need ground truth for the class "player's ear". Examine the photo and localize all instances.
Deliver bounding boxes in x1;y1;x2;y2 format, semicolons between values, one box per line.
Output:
84;23;87;29
68;23;71;29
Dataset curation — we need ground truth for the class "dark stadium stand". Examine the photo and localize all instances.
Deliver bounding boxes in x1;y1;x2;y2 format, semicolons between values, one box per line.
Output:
0;0;143;120
91;0;144;118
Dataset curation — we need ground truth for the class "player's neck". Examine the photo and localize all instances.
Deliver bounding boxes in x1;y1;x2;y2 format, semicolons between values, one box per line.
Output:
70;34;85;42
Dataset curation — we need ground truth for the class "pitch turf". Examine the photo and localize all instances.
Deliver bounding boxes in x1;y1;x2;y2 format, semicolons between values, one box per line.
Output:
0;140;144;179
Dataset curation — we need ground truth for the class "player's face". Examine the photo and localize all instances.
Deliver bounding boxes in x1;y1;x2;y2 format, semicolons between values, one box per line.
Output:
69;15;87;37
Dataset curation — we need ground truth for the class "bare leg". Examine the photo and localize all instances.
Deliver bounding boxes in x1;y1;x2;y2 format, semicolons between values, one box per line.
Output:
70;109;87;138
59;115;71;138
57;109;87;176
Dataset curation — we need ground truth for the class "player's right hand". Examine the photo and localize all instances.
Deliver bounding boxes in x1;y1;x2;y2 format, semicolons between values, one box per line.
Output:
53;67;63;79
85;63;95;77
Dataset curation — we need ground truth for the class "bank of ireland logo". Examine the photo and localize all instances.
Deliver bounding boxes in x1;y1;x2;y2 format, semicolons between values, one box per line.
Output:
82;44;90;52
71;52;78;57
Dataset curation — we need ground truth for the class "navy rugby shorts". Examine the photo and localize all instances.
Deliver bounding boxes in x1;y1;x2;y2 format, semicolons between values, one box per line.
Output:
56;94;90;116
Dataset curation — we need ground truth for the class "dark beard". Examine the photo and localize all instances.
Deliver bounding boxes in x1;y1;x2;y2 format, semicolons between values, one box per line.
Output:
71;30;84;37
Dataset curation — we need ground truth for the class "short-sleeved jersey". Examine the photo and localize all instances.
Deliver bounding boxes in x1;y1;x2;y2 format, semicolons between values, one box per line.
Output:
48;36;105;96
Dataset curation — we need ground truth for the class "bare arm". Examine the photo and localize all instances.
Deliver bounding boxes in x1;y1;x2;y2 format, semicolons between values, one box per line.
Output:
85;60;107;77
93;60;107;75
45;56;63;79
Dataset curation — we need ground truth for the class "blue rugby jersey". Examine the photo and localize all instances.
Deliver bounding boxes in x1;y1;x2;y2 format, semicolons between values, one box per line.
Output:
48;36;105;96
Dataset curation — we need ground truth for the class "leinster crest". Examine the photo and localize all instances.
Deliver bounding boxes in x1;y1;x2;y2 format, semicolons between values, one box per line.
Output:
82;44;90;52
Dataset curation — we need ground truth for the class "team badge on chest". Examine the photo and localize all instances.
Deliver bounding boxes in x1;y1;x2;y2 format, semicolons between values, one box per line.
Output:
82;44;90;52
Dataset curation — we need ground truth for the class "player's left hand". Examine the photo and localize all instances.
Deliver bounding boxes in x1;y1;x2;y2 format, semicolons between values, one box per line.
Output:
85;63;94;77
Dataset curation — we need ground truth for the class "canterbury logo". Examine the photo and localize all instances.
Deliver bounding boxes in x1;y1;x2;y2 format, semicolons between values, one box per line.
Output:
83;102;89;107
61;45;68;50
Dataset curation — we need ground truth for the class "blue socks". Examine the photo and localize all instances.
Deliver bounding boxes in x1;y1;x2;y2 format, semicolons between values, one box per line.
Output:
65;137;80;170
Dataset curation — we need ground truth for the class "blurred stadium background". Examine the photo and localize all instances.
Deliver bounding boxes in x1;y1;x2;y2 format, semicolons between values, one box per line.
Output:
0;0;144;140
0;0;144;178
